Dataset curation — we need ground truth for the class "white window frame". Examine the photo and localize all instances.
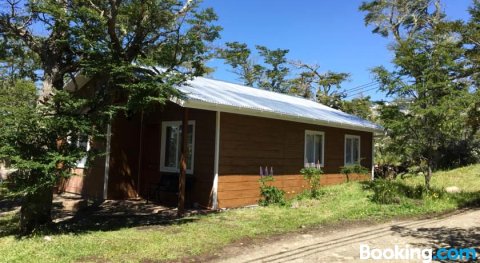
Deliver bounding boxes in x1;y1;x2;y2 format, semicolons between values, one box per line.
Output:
304;130;325;167
160;120;195;174
76;136;90;169
344;134;361;166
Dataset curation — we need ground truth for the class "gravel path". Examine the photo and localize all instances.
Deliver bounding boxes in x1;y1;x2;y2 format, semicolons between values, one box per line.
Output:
213;208;480;263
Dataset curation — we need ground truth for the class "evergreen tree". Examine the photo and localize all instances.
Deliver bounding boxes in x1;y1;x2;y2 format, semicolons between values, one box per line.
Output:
361;0;479;188
0;0;220;234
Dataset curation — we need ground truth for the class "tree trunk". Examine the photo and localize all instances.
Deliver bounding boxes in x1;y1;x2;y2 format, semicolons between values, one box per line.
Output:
424;164;432;191
20;184;53;235
40;67;61;102
40;74;54;101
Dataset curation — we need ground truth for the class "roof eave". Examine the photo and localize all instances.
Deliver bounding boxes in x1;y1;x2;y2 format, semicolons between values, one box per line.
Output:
173;98;384;134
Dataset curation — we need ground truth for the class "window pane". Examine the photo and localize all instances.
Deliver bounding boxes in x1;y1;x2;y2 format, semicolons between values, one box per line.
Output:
346;138;352;164
314;134;321;164
305;134;314;164
353;138;359;163
165;126;179;168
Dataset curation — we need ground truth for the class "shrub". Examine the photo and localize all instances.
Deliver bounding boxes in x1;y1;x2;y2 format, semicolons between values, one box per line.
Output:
258;175;286;206
368;179;402;204
300;167;323;199
367;179;446;204
340;164;369;182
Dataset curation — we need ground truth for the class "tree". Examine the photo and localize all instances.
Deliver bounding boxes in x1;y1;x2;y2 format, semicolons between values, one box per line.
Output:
359;0;441;41
341;97;374;120
0;80;92;234
219;43;291;93
255;45;290;93
361;0;478;189
290;61;350;109
0;0;220;234
220;43;353;102
462;0;480;137
218;42;261;86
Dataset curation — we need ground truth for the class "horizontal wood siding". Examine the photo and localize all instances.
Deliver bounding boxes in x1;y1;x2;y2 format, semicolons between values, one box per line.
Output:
58;139;107;199
218;174;370;208
108;113;141;199
218;113;373;208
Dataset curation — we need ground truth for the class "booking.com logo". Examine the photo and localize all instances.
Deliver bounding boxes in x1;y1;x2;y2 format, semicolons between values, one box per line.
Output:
359;244;478;262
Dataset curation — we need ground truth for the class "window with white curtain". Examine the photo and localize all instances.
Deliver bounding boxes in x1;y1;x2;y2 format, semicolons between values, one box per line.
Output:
304;130;324;167
345;135;360;165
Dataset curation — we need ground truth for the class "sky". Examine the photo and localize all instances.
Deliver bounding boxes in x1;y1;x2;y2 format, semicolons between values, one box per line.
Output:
201;0;474;101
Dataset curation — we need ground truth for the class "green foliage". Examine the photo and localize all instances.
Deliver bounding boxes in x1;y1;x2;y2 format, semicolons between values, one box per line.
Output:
341;164;370;183
367;179;446;204
0;80;94;196
341;97;374;121
258;175;286;206
255;45;290;93
0;0;221;233
361;0;480;189
340;164;370;175
290;62;351;109
359;0;440;41
219;44;353;103
219;42;291;93
300;167;323;198
1;164;479;262
218;42;260;87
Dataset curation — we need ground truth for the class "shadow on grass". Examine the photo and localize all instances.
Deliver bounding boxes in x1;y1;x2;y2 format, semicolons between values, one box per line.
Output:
0;199;205;238
0;212;20;237
391;225;480;262
53;200;204;235
0;197;21;213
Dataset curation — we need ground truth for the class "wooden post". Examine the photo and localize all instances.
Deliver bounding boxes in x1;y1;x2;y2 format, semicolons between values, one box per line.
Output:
178;108;188;216
137;110;144;198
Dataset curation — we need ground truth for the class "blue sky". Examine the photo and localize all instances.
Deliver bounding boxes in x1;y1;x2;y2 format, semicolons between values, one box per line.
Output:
202;0;473;101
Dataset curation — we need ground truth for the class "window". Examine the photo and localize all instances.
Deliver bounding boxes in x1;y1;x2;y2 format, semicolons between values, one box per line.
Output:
345;135;360;165
304;130;324;167
160;121;195;173
76;135;90;168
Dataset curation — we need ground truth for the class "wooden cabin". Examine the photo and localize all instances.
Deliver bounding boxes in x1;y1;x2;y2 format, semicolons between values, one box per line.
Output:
60;76;382;209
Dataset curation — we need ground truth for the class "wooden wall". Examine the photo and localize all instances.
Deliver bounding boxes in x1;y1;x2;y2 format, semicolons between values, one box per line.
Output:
60;103;374;210
137;102;216;207
107;113;142;199
217;113;373;208
58;139;107;199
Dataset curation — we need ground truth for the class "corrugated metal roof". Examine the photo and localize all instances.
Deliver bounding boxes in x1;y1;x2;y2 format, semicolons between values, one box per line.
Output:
176;77;383;133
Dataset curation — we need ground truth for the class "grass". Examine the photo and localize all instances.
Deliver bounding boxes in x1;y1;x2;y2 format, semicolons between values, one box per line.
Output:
0;164;479;263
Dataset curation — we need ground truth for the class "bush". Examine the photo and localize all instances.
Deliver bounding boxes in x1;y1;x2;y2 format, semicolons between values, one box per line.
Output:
368;179;402;204
258;175;286;206
367;179;446;204
300;167;323;199
340;164;369;182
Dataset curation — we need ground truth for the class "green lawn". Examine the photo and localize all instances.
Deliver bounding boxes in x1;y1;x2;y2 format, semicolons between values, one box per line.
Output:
0;164;479;263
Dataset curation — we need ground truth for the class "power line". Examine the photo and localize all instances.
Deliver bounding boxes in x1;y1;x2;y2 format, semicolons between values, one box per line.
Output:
345;81;378;92
343;76;409;98
342;81;382;95
345;85;380;98
344;81;380;93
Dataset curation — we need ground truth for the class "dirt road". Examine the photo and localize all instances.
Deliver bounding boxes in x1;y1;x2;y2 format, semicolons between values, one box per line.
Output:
212;208;480;263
